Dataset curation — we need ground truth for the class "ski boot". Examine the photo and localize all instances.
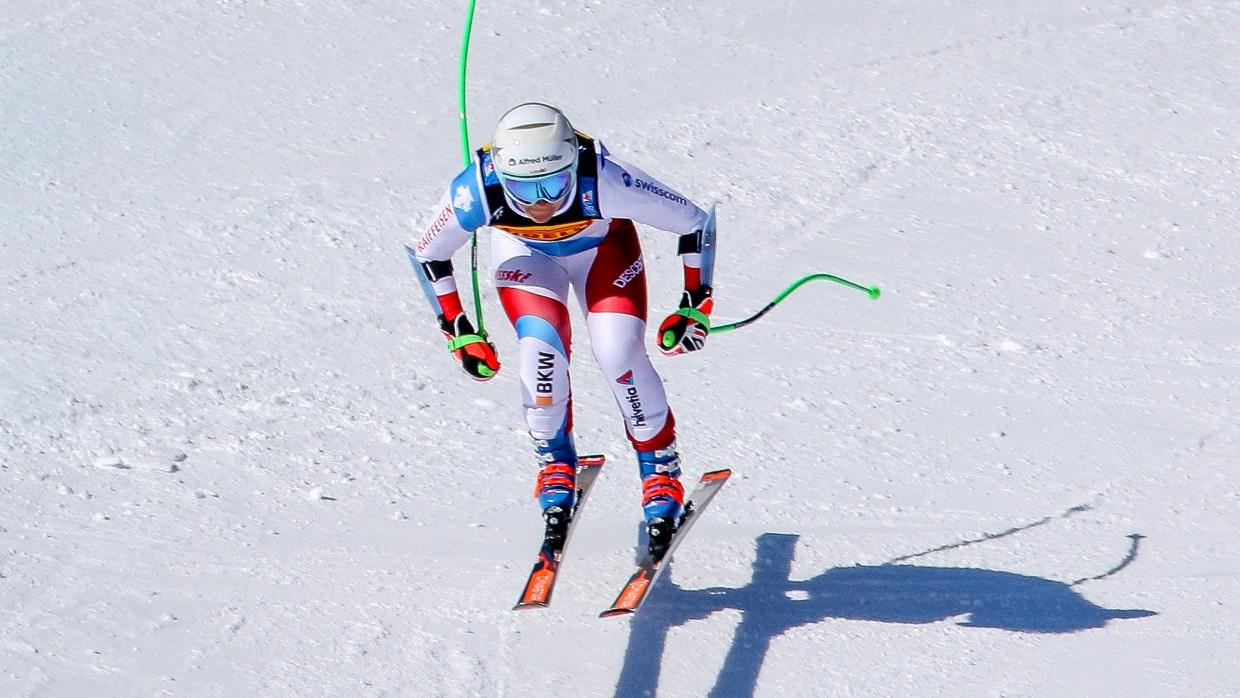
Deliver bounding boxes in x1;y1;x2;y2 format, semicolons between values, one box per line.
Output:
638;443;685;559
533;431;578;548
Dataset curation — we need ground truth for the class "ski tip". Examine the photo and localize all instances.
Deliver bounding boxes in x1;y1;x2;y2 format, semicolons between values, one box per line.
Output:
701;468;732;482
513;601;549;611
600;607;635;619
579;454;606;467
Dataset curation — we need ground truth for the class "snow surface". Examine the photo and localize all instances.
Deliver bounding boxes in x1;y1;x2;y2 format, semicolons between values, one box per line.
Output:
3;0;1239;696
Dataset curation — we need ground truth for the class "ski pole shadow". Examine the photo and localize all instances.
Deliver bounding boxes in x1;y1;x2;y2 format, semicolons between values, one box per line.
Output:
613;532;1155;698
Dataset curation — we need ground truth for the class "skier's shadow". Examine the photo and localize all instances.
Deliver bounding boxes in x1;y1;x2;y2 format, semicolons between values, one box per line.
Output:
614;532;1155;698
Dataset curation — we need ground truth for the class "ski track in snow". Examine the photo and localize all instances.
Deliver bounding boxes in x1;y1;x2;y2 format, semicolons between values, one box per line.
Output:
3;0;1240;696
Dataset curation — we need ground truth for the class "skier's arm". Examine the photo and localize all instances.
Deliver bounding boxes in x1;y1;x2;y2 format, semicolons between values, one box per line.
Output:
658;207;715;355
410;178;500;381
596;153;714;355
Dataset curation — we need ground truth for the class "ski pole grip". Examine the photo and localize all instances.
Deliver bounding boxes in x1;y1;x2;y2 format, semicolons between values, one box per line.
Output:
661;307;711;348
446;333;488;352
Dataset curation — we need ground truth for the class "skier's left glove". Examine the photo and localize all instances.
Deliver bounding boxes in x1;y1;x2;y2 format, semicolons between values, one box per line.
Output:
657;285;713;356
440;313;500;381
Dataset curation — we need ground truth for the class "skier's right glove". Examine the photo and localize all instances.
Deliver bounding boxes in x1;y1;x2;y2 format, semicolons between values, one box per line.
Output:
657;285;713;356
440;313;500;381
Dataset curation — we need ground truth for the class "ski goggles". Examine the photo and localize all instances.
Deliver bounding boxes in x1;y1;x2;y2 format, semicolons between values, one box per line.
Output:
498;168;575;206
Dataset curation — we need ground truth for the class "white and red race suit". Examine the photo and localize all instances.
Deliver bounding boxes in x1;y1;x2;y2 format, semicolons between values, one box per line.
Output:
411;134;709;452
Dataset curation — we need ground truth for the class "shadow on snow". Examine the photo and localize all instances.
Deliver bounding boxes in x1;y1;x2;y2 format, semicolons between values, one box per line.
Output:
614;532;1155;698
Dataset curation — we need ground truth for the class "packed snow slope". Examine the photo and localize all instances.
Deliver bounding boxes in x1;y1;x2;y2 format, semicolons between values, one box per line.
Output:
3;1;1238;696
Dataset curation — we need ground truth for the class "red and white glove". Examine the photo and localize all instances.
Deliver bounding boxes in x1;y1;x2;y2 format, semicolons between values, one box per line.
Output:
657;286;713;356
440;313;500;381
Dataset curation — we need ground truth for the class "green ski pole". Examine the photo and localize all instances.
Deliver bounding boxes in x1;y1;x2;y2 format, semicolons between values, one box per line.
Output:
711;273;881;334
458;0;487;339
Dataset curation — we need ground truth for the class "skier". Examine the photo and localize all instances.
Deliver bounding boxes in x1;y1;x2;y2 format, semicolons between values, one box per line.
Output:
410;102;714;554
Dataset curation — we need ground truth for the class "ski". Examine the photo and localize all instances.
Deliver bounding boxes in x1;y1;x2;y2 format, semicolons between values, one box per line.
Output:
600;468;732;618
513;455;605;610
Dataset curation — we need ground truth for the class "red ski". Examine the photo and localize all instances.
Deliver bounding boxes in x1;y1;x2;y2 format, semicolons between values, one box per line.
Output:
601;468;732;618
513;455;605;610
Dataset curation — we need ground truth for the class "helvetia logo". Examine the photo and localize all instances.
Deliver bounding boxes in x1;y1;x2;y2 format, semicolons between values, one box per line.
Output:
616;371;646;427
624;385;646;428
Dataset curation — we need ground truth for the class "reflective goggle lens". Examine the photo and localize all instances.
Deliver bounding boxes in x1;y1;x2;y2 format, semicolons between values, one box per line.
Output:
500;169;574;206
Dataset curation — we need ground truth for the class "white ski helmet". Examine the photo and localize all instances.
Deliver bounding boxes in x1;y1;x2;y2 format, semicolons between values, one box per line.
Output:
490;102;579;180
